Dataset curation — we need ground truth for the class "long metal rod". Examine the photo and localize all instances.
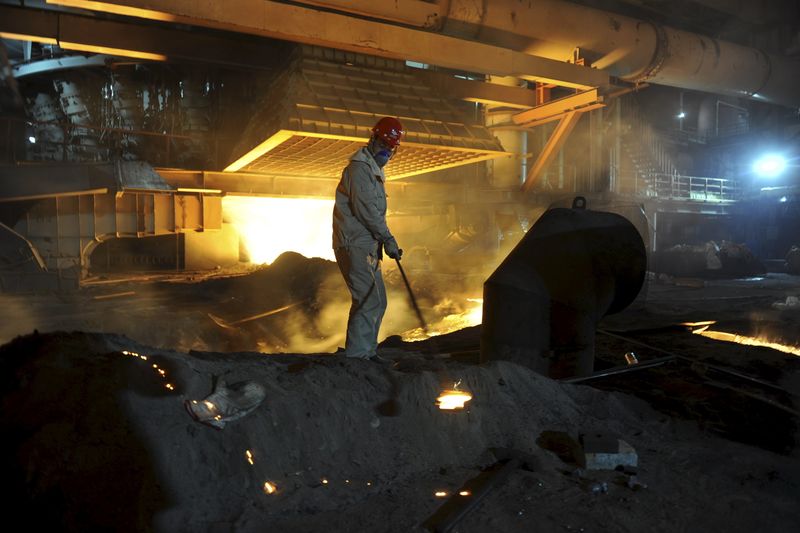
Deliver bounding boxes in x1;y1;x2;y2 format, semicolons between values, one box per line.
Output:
426;458;522;533
560;355;678;383
208;301;302;329
597;328;789;392
395;259;428;334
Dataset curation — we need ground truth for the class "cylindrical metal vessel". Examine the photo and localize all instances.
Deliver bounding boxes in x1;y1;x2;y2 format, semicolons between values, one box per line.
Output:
297;0;800;107
480;197;646;378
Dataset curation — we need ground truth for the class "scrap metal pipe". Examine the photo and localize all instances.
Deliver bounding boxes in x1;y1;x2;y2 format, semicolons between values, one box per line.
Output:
480;197;647;379
295;0;800;107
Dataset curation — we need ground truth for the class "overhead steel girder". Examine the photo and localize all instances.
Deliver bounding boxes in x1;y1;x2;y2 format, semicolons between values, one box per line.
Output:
155;168;531;206
294;0;800;108
512;89;605;128
0;4;283;69
514;90;606;192
522;111;583;193
417;70;540;110
44;0;610;90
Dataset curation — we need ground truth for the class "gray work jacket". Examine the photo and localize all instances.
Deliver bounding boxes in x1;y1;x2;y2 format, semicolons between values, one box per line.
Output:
332;147;393;253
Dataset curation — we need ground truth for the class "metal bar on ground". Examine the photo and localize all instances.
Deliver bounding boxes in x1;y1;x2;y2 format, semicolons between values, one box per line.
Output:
209;301;303;329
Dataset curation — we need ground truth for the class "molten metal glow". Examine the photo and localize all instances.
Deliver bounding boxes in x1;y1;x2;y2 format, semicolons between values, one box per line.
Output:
246;450;254;465
402;298;483;341
435;491;448;498
459;490;471;496
681;320;717;328
223;196;335;265
436;389;473;410
691;326;800;356
263;481;277;495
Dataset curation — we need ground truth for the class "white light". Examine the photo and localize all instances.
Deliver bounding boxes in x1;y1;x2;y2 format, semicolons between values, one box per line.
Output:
677;111;686;119
780;196;788;203
28;136;36;143
753;154;787;178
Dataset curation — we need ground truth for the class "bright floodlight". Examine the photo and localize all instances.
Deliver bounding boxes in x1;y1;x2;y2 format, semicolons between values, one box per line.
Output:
753;154;787;177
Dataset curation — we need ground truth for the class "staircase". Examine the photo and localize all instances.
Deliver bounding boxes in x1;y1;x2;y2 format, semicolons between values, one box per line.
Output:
615;99;741;202
620;99;682;197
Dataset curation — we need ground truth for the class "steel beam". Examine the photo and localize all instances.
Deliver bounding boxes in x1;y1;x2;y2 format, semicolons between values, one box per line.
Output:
522;111;582;193
512;89;605;127
0;5;282;69
45;0;609;89
415;70;539;110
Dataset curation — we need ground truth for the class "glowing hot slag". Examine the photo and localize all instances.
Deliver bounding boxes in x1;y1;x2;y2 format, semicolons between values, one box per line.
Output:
402;298;483;341
690;324;800;356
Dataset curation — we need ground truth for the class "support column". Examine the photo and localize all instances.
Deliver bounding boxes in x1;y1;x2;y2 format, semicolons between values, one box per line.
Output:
485;76;527;188
485;76;528;252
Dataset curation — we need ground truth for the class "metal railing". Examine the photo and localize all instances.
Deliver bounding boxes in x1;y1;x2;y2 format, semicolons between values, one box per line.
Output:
630;172;742;202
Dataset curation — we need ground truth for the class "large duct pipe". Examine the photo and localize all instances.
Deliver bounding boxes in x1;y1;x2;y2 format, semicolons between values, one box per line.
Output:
297;0;800;108
480;197;647;379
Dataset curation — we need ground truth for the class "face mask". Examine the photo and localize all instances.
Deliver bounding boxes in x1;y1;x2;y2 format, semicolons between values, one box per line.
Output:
373;149;392;168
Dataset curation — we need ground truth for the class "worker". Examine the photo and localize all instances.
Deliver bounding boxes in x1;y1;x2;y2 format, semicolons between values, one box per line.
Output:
332;117;404;362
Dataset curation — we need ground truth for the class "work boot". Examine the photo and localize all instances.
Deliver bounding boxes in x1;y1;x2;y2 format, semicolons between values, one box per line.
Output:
367;353;395;366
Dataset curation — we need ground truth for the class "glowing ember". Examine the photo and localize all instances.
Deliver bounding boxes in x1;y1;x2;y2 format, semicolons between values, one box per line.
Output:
223;196;335;265
246;450;254;465
435;491;448;498
121;350;147;360
263;481;277;495
321;478;329;485
691;326;800;356
459;490;471;496
165;383;174;391
436;381;473;410
402;298;483;341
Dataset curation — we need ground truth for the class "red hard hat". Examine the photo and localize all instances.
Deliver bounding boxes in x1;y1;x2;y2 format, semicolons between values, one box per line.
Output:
371;117;404;149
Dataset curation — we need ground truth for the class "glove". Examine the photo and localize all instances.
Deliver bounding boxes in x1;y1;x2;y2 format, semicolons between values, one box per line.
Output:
384;237;403;260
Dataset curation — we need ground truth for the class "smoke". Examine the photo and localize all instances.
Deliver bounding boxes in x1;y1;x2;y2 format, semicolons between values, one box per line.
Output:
0;295;40;345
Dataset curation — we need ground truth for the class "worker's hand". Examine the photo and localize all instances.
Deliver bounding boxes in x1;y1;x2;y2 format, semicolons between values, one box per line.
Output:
384;237;403;260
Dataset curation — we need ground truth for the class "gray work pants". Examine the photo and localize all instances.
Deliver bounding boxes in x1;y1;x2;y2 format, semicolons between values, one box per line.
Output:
335;246;387;358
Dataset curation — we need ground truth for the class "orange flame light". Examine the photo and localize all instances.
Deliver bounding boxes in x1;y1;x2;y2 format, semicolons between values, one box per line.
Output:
223;196;335;265
436;380;473;410
402;298;483;341
263;481;278;495
689;324;800;357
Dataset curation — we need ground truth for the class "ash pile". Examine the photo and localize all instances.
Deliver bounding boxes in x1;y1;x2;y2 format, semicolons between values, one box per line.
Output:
3;331;800;533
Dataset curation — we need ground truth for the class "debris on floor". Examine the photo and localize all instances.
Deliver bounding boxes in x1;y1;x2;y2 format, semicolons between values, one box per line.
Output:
185;379;267;429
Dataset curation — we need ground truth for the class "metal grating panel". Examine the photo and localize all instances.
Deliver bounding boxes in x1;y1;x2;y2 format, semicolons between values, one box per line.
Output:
240;132;503;179
226;52;509;180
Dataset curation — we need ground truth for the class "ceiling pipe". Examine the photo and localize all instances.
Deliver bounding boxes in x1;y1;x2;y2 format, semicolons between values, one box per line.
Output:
687;0;795;25
295;0;800;108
